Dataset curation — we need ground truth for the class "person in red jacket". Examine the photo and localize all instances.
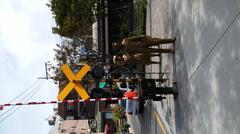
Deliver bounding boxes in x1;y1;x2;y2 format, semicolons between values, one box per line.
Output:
124;90;138;98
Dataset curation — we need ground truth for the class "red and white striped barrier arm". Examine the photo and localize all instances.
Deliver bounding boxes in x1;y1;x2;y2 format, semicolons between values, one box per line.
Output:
0;97;138;110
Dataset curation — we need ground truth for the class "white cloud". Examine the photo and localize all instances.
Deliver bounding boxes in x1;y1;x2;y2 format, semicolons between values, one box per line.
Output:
0;0;59;134
0;0;58;68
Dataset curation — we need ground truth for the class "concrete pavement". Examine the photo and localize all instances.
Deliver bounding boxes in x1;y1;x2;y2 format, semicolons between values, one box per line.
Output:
127;0;177;134
145;0;240;133
129;0;240;133
175;0;240;133
145;0;177;133
127;100;170;134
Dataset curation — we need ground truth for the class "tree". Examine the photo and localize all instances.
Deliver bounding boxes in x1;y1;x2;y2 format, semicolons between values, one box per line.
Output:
47;0;102;38
112;105;125;122
50;37;98;85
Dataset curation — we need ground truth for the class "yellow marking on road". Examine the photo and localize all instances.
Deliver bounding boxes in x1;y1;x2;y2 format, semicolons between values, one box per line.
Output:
154;111;167;134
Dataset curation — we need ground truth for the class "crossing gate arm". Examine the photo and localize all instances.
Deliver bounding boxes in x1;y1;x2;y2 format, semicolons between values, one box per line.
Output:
0;97;139;110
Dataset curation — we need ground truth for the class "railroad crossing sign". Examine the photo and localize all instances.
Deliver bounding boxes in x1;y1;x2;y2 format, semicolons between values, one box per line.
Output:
57;64;91;101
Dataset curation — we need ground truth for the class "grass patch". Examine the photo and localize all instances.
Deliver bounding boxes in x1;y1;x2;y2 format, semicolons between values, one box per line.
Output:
133;0;147;36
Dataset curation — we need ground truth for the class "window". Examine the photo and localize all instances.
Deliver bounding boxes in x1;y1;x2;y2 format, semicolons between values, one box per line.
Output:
71;126;76;128
60;129;66;133
66;116;74;120
105;112;113;119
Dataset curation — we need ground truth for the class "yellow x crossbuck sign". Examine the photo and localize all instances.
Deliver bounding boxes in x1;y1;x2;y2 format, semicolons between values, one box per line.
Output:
57;64;91;101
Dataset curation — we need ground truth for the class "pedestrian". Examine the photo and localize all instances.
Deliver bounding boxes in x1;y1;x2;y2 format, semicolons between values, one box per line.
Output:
124;90;138;98
112;35;175;55
113;53;160;65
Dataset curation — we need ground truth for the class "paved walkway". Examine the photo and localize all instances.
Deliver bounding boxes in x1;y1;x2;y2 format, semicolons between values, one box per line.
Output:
145;0;177;133
129;0;240;133
175;0;240;133
146;0;240;134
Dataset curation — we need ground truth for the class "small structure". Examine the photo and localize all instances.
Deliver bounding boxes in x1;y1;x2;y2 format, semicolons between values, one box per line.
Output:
49;120;91;134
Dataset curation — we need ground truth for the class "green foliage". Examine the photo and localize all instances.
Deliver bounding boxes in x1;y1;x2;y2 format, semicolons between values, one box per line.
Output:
119;16;129;39
50;37;98;85
112;105;125;122
47;0;100;37
134;0;147;36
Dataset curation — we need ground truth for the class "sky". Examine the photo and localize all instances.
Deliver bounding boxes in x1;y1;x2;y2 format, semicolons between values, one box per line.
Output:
0;0;60;133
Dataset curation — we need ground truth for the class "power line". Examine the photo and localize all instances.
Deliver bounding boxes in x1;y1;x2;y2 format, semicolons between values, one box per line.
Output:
0;73;45;119
25;81;44;102
0;107;19;125
7;79;41;104
6;73;45;104
0;81;44;124
0;80;43;118
0;81;43;118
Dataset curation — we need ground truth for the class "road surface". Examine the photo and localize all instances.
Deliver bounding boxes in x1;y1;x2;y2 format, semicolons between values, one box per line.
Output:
129;0;240;134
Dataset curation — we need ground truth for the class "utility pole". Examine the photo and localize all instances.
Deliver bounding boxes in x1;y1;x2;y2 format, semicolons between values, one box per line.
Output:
37;61;53;80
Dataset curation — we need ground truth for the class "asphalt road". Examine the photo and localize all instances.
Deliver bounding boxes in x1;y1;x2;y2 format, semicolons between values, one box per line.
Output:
127;0;177;134
175;0;240;133
129;0;240;134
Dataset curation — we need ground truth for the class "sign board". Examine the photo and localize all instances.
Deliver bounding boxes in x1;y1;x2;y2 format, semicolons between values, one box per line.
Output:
57;64;91;101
